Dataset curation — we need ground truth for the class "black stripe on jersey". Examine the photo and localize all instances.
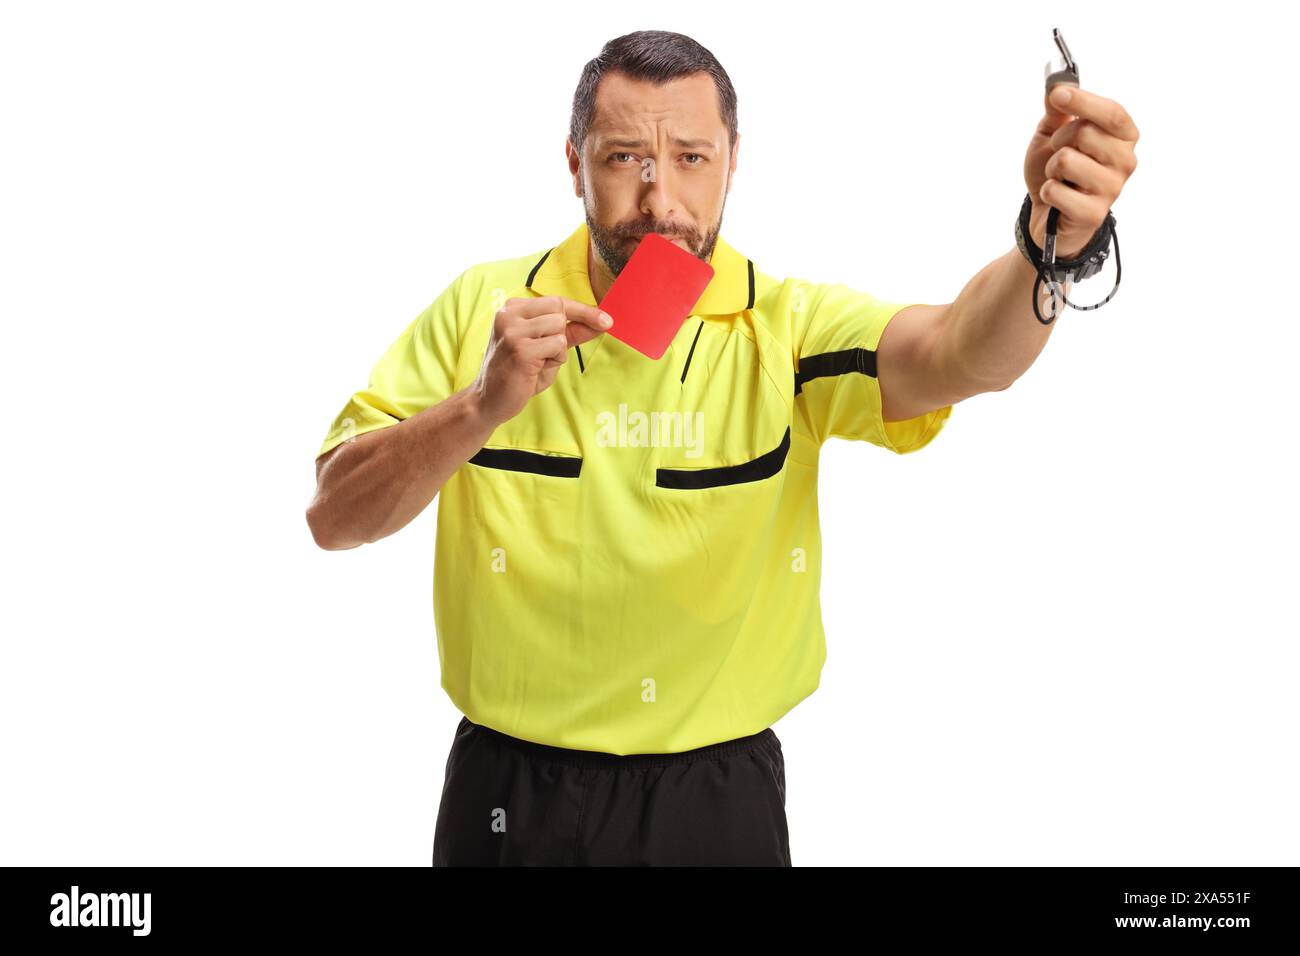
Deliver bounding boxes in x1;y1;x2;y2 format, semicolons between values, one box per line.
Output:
468;446;582;478
679;320;704;384
793;347;877;397
656;427;790;490
526;249;552;287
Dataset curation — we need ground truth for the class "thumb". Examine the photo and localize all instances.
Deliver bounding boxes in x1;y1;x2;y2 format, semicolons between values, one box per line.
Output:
554;297;613;348
1036;84;1076;138
566;316;611;348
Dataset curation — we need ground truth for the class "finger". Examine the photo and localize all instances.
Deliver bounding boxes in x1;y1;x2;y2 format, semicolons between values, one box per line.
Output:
1035;86;1076;139
1039;177;1110;225
508;295;565;320
1048;119;1133;172
558;297;614;332
1045;145;1124;198
566;319;607;349
508;295;612;333
511;310;568;339
1044;81;1076;121
1047;86;1140;143
516;331;568;365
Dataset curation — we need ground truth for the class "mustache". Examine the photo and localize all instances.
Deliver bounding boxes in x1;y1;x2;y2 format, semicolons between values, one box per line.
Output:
604;221;701;244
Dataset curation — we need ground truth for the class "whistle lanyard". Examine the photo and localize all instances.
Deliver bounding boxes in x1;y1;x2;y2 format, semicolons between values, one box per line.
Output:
1033;204;1123;325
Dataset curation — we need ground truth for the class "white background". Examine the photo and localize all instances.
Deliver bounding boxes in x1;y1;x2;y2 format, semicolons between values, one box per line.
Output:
2;0;1295;866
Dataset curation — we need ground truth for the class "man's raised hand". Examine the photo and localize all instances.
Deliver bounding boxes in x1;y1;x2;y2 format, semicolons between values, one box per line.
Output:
471;295;613;427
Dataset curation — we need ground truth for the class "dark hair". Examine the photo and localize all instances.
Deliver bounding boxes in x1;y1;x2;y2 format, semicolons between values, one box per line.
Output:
569;31;738;156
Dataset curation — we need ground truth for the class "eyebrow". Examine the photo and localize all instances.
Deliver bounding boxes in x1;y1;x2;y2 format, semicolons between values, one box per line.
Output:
601;137;717;151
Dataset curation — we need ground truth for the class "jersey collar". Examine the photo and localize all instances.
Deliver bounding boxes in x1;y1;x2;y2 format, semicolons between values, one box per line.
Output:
526;221;755;316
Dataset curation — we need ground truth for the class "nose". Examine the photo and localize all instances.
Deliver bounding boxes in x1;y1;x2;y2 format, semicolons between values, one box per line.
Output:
639;165;678;223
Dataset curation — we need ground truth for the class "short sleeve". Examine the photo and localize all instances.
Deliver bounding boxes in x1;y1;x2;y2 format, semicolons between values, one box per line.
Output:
317;270;468;459
793;281;952;454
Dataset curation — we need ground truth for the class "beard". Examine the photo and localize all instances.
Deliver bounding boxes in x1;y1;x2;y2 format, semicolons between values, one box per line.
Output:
584;197;724;278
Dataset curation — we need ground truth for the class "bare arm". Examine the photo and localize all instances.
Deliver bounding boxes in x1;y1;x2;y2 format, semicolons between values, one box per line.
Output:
306;387;497;551
875;254;1072;423
306;295;612;551
877;82;1138;423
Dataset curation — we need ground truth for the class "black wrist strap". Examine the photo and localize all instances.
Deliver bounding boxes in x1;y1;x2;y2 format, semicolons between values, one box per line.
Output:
1015;192;1122;324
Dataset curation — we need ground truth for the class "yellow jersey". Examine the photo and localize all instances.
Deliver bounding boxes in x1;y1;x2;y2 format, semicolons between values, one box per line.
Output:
317;221;952;754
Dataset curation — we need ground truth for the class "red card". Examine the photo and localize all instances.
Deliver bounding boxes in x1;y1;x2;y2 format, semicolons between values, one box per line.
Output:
597;232;715;360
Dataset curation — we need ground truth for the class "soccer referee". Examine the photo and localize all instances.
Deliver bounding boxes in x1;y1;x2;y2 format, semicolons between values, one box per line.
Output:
306;30;1139;865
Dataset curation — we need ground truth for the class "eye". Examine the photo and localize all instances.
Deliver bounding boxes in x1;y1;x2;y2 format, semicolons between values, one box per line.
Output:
683;153;704;165
610;152;636;163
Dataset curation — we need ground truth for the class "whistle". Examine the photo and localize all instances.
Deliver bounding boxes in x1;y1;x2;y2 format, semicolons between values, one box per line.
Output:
1045;28;1079;91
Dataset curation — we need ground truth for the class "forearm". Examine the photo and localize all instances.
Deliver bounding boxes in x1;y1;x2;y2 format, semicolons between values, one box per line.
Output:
306;387;498;550
939;246;1072;392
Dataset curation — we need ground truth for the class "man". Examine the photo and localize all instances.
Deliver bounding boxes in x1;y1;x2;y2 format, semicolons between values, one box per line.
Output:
306;30;1138;866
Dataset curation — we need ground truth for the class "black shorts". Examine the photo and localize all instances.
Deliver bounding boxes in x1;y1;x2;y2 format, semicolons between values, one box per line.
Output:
432;715;791;866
